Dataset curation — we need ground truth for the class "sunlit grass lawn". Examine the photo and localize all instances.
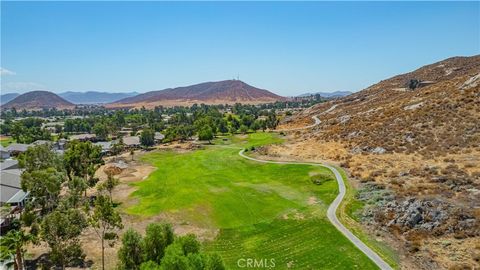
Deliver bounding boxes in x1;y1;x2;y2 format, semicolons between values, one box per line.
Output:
127;133;378;269
0;136;15;147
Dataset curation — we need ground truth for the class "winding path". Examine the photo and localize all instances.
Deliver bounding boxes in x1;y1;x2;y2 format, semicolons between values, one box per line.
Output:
238;107;392;269
238;150;393;270
277;115;321;131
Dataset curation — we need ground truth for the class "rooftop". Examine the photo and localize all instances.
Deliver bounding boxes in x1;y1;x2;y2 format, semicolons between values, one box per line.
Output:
6;143;30;152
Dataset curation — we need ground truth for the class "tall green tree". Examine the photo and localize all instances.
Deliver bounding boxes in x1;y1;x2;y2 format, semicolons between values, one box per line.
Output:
111;137;125;157
144;223;174;264
198;127;214;143
18;144;62;172
89;195;123;270
64;176;88;208
41;209;87;270
118;229;144;270
140;129;155;148
21;168;65;215
98;173;120;200
63;141;103;196
93;123;109;141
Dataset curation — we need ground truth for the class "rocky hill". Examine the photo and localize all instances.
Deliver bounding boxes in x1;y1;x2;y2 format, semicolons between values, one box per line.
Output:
268;55;480;269
108;80;285;108
2;90;75;110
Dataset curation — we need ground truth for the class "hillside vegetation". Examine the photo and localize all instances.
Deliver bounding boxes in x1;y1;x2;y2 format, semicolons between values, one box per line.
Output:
273;55;480;269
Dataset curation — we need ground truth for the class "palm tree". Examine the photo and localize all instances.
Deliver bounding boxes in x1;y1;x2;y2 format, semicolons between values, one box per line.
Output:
0;229;35;270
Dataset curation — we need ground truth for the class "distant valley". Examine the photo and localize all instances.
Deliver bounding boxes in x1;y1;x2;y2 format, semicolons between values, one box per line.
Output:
59;91;139;104
297;91;352;98
1;91;138;106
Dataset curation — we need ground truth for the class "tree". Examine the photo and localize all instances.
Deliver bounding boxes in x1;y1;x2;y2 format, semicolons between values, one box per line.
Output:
140;129;155;148
217;119;228;134
407;79;420;90
0;229;35;270
111;138;125;157
118;229;144;270
207;253;226;270
21;168;65;214
251;120;261;132
130;149;135;161
266;111;278;130
198;127;214;143
259;119;267;132
64;176;88;208
144;223;174;264
180;234;200;255
18;144;62;172
160;243;189;270
41;209;87;269
139;261;160;270
64;141;103;196
89;195;123;270
93;123;109;141
239;125;249;134
160;235;226;270
98;173;120;200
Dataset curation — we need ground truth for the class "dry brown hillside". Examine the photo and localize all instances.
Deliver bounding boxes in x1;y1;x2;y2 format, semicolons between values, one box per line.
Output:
270;55;480;269
2;90;75;110
108;80;285;108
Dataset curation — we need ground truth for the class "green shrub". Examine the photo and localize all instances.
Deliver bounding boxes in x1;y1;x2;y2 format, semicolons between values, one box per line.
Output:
310;174;334;185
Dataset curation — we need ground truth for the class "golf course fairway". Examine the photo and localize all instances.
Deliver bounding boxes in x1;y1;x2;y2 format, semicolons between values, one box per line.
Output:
127;133;379;269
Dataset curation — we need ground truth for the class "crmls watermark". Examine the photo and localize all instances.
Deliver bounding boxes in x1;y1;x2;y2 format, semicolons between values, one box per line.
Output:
237;258;276;268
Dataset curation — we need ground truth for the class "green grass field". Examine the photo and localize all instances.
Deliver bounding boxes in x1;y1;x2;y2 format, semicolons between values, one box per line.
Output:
127;133;379;269
0;136;15;147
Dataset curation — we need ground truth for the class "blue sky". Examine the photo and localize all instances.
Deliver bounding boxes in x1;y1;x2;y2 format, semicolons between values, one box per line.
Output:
1;1;479;96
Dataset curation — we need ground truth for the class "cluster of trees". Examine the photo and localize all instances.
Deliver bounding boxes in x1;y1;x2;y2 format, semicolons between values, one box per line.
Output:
1;99;327;120
162;105;279;143
1;103;282;146
117;224;225;270
0;118;51;143
0;142;225;269
0;142;121;270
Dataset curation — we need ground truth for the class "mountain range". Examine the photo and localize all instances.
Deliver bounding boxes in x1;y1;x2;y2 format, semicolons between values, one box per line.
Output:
1;80;284;110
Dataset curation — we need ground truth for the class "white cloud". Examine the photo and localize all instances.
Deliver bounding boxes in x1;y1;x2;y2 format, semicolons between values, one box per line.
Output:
1;82;47;92
0;67;16;76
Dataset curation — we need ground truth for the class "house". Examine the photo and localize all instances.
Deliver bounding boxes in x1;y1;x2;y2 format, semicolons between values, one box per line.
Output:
0;145;10;159
154;132;165;143
122;136;140;148
0;168;28;207
31;140;52;146
69;133;97;142
57;138;67;151
120;127;133;136
0;159;19;171
6;143;30;156
0;160;27;232
94;141;114;155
